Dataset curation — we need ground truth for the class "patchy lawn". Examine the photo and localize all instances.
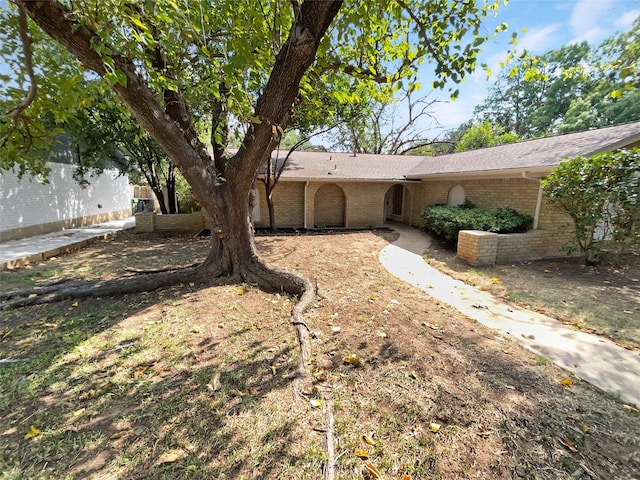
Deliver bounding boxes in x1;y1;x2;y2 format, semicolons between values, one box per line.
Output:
423;241;640;351
1;231;639;479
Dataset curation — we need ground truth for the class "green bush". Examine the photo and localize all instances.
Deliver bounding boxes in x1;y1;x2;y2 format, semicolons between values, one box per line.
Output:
421;203;533;244
542;148;640;265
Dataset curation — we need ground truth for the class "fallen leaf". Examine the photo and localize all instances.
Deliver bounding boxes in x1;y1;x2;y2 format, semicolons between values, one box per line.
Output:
429;423;441;433
207;370;222;392
559;437;578;453
376;331;388;338
24;426;41;439
331;326;341;333
236;288;244;295
363;463;381;479
134;366;151;378
623;404;640;414
401;475;411;480
309;398;322;408
408;370;418;380
270;365;277;375
355;449;369;459
491;277;500;284
158;449;185;464
561;378;573;386
71;301;79;307
582;425;590;434
544;269;552;273
343;354;362;366
422;321;441;330
362;435;376;445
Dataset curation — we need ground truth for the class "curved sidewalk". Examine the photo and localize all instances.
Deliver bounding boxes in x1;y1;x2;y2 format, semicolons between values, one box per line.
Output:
379;223;640;407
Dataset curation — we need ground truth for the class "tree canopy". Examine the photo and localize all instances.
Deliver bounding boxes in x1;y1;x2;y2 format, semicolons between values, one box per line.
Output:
473;16;640;137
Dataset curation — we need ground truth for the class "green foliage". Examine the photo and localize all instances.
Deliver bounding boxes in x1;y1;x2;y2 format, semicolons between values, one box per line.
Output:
3;0;509;179
542;148;640;265
473;17;640;138
454;120;520;152
421;203;533;244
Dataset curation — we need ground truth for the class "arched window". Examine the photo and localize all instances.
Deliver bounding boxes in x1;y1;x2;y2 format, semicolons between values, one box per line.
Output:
447;185;466;207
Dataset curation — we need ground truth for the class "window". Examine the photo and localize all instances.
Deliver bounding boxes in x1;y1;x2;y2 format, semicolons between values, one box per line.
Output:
447;185;466;207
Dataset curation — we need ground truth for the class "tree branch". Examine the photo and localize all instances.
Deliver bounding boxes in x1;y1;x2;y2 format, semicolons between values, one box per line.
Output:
7;8;37;121
14;0;216;193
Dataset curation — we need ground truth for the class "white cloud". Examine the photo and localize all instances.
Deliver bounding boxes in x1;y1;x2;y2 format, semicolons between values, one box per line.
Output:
517;23;563;53
570;26;608;45
568;0;627;44
615;9;640;29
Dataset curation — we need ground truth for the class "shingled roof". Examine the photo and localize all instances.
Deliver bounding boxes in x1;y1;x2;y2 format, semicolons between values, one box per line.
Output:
272;121;640;181
270;150;424;181
406;121;640;178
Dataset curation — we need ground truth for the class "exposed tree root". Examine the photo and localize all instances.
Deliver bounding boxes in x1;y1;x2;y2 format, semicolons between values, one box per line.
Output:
1;259;316;381
124;262;200;274
323;398;338;480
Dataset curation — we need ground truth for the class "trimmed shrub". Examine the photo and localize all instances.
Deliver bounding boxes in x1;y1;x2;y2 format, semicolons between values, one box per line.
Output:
421;204;533;245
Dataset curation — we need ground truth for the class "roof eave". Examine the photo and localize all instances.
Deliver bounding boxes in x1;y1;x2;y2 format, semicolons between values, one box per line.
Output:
406;166;554;181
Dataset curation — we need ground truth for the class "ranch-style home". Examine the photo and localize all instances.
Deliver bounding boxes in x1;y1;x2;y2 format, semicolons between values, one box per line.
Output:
253;121;640;265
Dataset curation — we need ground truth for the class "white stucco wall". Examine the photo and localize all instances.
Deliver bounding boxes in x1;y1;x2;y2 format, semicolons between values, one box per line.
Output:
0;163;132;234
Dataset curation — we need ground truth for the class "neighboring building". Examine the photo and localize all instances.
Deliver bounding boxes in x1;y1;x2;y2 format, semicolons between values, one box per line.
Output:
0;162;133;242
255;121;640;263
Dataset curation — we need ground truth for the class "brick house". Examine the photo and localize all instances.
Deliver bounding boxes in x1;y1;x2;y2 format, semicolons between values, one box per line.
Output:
255;121;640;263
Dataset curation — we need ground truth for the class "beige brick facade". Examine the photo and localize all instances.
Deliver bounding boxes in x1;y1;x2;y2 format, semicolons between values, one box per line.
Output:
133;175;580;264
135;211;206;233
254;180;417;229
254;181;305;228
412;177;577;263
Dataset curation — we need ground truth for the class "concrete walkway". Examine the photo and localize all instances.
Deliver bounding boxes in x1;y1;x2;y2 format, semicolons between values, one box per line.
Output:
0;217;135;270
380;223;640;407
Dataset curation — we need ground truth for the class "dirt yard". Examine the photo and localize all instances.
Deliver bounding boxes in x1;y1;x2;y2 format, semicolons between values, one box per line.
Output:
1;231;639;479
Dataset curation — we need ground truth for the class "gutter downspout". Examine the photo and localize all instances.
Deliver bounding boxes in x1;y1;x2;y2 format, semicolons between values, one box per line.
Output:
522;172;543;230
303;180;309;229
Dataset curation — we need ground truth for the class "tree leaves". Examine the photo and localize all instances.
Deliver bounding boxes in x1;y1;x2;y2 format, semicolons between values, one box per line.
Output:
543;148;640;265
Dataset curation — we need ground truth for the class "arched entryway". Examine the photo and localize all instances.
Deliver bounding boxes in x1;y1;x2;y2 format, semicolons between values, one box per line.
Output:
384;184;408;221
314;184;345;227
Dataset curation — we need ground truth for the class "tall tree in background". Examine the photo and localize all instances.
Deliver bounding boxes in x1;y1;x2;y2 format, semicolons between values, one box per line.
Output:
330;86;445;155
454;120;519;152
559;16;640;133
2;0;509;364
474;42;593;137
67;92;180;214
473;17;640;137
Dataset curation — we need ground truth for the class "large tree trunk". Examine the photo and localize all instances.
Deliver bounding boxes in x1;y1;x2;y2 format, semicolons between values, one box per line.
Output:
12;0;342;373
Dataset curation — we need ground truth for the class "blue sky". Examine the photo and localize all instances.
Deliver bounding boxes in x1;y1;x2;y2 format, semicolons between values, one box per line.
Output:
424;0;640;133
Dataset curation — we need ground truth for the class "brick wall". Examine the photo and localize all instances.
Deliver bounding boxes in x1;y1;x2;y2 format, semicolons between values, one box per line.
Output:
254;181;305;228
457;231;498;266
413;177;540;224
1;162;133;241
416;177;578;263
135;211;206;233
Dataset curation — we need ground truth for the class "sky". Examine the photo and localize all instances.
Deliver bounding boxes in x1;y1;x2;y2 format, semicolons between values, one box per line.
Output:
422;0;640;134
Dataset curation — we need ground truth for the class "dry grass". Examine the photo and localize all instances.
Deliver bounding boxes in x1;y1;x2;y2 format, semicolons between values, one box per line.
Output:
1;231;639;479
422;241;640;350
